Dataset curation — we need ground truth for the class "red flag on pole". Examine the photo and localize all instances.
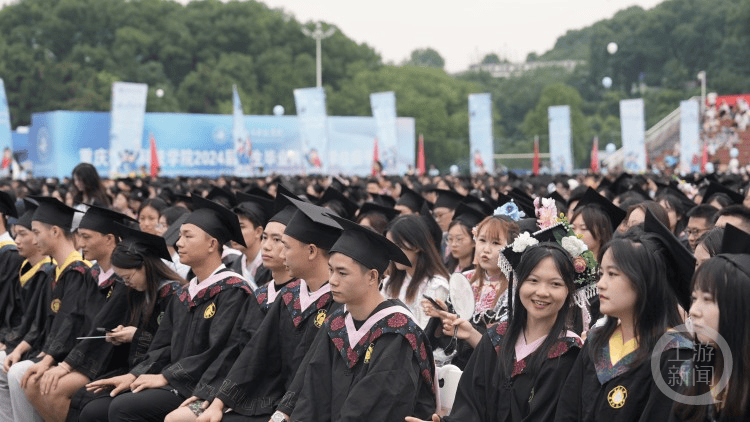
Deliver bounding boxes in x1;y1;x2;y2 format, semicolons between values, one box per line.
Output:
417;134;426;176
372;137;379;176
590;136;599;174
149;133;159;179
701;140;708;173
532;135;540;175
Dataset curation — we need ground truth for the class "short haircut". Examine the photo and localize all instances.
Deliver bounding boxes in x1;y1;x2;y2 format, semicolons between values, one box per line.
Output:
713;205;750;226
686;204;719;221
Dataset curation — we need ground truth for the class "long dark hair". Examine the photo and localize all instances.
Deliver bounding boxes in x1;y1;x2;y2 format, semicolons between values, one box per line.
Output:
571;204;614;257
72;163;111;207
588;229;683;367
501;242;576;377
111;241;185;327
674;257;750;421
384;215;450;303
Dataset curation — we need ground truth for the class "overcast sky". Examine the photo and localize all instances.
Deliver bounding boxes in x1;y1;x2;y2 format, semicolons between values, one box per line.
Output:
1;0;666;72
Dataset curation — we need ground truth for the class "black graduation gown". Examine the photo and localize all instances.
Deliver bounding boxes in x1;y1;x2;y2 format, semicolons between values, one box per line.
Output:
226;253;272;289
0;240;26;340
129;269;262;398
2;258;55;350
63;265;131;379
555;327;694;422
444;321;582;422
253;277;296;314
215;279;339;417
40;258;102;363
289;299;437;422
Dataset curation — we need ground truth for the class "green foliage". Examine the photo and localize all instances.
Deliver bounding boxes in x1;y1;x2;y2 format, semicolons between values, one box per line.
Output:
406;48;445;69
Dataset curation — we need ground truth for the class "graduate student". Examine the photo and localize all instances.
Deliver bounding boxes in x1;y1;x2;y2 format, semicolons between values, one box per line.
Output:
0;199;54;422
670;224;750;421
227;192;275;290
0;190;25;344
11;197;100;422
408;240;584;422
24;206;136;422
288;216;437;421
96;196;263;422
555;212;695;421
76;225;184;422
170;195;343;422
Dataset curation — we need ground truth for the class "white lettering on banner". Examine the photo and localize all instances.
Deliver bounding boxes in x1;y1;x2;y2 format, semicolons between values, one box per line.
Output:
94;148;109;167
277;149;289;167
249;128;284;138
216;150;225;165
180;149;193;167
224;149;236;167
251;150;262;167
79;148;93;164
167;149;180;167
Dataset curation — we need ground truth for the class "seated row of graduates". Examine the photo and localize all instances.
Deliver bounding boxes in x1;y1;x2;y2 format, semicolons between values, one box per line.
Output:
0;183;747;422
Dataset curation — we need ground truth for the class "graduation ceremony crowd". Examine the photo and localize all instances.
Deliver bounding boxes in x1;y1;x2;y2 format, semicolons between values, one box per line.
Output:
0;161;748;422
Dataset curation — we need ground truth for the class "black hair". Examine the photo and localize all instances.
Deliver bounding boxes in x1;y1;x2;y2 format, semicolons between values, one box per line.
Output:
72;163;111;207
356;211;390;236
686;204;719;221
589;228;683;368
704;192;734;209
657;192;694;235
138;198;167;217
501;242;576;377
673;257;750;421
570;204;614;258
384;215;450;304
625;200;670;228
111;241;185;327
161;206;190;227
695;227;724;258
713;205;750;232
444;218;475;273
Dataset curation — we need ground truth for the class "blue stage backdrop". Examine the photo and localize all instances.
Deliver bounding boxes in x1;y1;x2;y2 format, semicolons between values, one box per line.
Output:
24;111;415;179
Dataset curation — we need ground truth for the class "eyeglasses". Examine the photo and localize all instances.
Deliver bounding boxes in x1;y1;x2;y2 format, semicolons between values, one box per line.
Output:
685;227;709;237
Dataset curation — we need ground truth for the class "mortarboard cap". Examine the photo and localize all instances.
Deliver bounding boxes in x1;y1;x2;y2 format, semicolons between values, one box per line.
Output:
701;181;744;205
370;193;396;208
433;189;465;210
269;185;299;226
716;224;750;277
15;198;38;230
575;187;627;230
507;188;535;218
163;213;189;247
245;187;274;201
114;222;172;262
328;215;410;275
461;195;493;216
452;202;487;228
357;202;400;222
644;210;695;311
234;192;274;227
283;195;343;250
184;196;246;247
396;184;425;213
0;190;17;218
30;196;80;232
78;205;137;235
206;186;238;208
317;187;359;220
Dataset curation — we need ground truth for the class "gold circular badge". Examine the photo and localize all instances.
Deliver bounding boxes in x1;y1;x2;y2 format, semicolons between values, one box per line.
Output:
204;303;216;319
106;287;113;299
608;385;628;409
364;343;374;363
157;312;164;325
314;309;327;328
50;298;61;313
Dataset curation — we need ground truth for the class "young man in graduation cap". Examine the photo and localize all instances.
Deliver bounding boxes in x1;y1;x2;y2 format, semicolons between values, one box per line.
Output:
0;190;25;345
11;197;99;422
227;192;275;290
178;195;343;422
395;184;426;216
0;199;55;422
24;206;137;422
97;196;264;422
283;217;437;422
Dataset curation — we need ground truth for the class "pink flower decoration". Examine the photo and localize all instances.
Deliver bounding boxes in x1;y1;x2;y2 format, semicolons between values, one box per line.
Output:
574;256;587;273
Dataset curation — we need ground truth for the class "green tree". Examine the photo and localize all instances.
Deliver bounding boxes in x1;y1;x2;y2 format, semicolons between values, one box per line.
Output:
406;48;445;70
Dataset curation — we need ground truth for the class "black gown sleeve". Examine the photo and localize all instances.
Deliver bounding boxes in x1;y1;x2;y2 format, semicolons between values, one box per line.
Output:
443;333;496;422
554;342;588;422
130;298;176;376
64;282;131;379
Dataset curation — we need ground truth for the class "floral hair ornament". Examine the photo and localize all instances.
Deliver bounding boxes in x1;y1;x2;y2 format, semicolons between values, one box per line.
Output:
494;201;525;222
498;197;599;326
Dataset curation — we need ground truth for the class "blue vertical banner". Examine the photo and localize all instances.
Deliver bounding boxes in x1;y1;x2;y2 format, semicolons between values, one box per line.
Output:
620;98;647;173
468;93;494;174
548;105;573;174
679;99;700;174
233;85;253;176
0;79;13;177
293;87;328;174
370;91;399;173
109;82;148;178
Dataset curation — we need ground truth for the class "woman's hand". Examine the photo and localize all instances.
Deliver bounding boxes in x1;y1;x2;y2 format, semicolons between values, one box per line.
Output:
420;298;448;318
106;325;137;345
39;364;71;395
130;374;168;393
86;373;137;396
437;310;483;348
